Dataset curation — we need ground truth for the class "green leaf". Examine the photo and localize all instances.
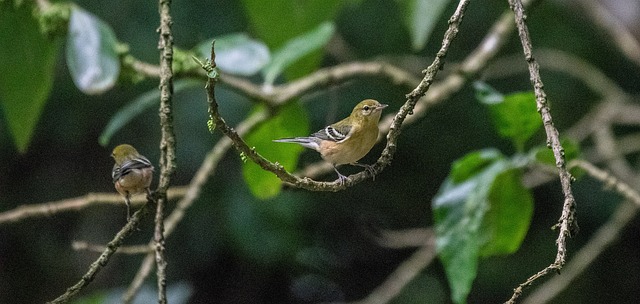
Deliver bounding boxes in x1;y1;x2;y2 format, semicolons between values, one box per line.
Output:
195;33;270;76
99;79;201;146
450;149;503;183
480;168;533;256
433;150;533;304
0;3;60;153
261;22;335;87
243;102;309;199
399;0;451;51
475;82;541;151
66;6;120;94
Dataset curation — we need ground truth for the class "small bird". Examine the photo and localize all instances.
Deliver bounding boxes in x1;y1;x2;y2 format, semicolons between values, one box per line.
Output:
111;144;154;221
274;99;388;184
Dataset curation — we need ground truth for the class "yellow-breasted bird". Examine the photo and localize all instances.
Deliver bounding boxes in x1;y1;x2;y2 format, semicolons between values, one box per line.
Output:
111;144;154;220
273;99;388;184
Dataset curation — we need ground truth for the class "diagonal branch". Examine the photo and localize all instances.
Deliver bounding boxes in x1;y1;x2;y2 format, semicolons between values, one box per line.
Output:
505;0;579;302
47;205;152;303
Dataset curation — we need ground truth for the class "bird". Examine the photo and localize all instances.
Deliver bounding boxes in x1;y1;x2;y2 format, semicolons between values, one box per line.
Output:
273;99;388;184
111;144;154;221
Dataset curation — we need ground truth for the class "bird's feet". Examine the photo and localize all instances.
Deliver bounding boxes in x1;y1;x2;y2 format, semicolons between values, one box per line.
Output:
352;162;377;180
333;166;348;186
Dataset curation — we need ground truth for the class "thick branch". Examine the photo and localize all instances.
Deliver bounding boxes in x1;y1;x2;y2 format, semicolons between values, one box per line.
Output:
155;0;175;302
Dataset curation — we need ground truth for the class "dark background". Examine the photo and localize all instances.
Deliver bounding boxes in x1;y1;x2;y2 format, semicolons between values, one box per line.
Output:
1;0;639;303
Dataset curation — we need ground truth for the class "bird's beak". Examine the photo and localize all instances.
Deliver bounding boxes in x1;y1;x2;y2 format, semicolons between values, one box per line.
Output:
378;104;389;110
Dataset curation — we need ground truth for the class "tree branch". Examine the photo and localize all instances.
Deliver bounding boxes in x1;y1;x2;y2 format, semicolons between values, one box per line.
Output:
0;188;186;225
522;160;640;304
505;0;579;302
154;0;176;302
47;204;152;303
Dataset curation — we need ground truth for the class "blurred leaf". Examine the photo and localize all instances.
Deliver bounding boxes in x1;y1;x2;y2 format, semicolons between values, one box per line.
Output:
450;149;502;183
262;22;335;87
433;149;533;304
195;33;270;76
226;188;305;264
475;82;541;151
473;81;503;104
72;291;107;304
66;5;119;94
480;168;533;256
0;3;60;153
399;0;451;51
99;79;201;146
243;102;309;199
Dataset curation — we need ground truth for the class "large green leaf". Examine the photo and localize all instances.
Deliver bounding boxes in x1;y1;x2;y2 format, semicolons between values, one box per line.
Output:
450;149;503;183
398;0;451;51
474;82;541;151
66;5;119;94
433;149;533;304
242;102;309;199
195;33;270;76
480;168;533;256
261;22;335;87
0;3;60;153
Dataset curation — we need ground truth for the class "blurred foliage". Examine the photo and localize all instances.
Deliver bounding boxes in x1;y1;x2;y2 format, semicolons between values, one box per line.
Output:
1;0;640;303
0;2;60;153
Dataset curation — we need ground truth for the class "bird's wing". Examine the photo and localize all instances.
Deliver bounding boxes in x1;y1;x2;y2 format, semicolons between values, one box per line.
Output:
112;157;154;182
312;124;352;143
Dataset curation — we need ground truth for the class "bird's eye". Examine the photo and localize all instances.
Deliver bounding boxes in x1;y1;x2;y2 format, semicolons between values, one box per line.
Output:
363;106;370;111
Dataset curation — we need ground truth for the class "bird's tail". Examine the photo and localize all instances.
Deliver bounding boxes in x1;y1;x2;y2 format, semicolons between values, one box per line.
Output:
273;137;320;151
273;137;307;144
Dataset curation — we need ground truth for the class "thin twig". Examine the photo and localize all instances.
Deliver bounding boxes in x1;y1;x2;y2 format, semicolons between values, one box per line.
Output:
570;160;640;206
0;187;186;225
46;204;152;303
522;160;640;304
73;241;152;254
505;0;579;302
